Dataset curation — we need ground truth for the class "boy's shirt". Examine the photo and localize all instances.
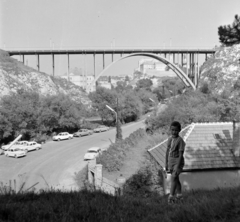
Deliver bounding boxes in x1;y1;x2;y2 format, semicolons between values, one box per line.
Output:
167;136;185;158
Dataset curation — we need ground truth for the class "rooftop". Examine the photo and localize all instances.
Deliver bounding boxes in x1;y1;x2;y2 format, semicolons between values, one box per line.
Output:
148;122;240;171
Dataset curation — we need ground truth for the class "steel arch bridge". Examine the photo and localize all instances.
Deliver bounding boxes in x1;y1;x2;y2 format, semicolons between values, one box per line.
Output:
94;52;196;90
8;48;215;91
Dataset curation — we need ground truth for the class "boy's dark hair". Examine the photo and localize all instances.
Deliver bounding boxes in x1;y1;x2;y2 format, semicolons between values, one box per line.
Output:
170;121;181;131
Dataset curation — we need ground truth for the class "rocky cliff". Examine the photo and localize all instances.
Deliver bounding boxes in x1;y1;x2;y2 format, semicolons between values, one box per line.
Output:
0;49;91;105
200;44;240;94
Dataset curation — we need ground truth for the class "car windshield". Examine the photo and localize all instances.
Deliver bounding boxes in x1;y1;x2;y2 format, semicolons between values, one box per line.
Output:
13;148;21;151
87;150;98;153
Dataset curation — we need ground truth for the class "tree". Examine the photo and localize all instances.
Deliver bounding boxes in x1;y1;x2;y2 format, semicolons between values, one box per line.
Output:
0;90;87;142
135;89;158;114
234;76;240;90
162;77;185;96
0;90;41;139
89;87;118;123
135;79;153;91
121;93;143;122
218;14;240;46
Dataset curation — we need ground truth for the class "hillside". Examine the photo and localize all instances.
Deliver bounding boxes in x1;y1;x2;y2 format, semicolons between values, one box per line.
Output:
0;49;90;105
200;44;240;95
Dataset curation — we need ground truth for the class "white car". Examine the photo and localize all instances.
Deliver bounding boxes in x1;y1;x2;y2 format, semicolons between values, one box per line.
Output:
73;129;94;137
16;141;29;146
2;140;29;151
5;148;27;158
52;132;74;141
93;125;110;133
84;147;103;161
1;142;12;151
19;141;42;152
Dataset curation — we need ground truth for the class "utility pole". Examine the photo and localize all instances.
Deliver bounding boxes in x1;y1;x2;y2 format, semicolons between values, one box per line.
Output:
106;98;122;143
115;98;122;142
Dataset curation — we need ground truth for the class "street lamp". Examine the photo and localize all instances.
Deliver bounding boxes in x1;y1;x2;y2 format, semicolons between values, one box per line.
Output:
106;105;117;123
106;98;122;142
149;98;155;103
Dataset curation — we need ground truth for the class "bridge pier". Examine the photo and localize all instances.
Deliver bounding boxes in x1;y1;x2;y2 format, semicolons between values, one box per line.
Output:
52;53;55;76
36;54;39;71
103;53;105;69
67;53;70;81
93;53;96;79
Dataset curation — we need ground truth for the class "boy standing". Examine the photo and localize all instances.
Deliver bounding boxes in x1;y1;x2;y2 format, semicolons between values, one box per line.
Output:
165;121;185;204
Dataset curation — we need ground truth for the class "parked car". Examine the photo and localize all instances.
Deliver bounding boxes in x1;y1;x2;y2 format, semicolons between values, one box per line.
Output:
19;141;42;152
1;140;28;151
84;147;103;161
93;125;110;133
52;132;74;141
73;129;93;137
4;148;27;158
1;142;12;151
0;149;4;155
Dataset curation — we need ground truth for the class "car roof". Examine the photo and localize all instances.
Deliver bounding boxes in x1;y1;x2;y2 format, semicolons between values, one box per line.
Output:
88;147;100;151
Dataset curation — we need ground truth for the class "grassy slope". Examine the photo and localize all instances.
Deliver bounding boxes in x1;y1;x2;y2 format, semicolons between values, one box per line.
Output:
99;128;167;183
0;187;240;222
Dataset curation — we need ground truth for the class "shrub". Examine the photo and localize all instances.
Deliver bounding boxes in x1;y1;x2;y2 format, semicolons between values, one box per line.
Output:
123;153;164;198
97;129;148;172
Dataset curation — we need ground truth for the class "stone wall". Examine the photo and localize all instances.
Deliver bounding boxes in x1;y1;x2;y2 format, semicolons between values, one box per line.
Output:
88;159;120;196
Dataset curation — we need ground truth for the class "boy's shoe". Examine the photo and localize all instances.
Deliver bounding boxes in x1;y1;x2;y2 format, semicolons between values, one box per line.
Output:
168;195;175;204
176;194;183;203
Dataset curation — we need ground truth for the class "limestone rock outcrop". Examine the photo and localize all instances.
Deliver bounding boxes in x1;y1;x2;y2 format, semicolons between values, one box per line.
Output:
0;49;90;105
200;44;240;94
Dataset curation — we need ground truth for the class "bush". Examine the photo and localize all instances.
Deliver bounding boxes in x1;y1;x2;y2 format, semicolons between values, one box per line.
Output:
145;90;221;133
97;129;147;172
123;154;164;198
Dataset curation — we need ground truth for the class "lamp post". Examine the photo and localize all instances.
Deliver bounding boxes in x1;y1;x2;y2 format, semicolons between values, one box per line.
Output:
106;98;122;142
149;98;155;103
106;105;117;123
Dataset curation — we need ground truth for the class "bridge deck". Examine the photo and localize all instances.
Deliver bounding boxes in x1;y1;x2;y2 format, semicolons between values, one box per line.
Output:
8;49;215;56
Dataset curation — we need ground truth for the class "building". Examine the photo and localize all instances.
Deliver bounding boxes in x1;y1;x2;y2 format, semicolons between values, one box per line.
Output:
60;73;95;93
136;58;176;78
138;59;167;73
148;122;240;193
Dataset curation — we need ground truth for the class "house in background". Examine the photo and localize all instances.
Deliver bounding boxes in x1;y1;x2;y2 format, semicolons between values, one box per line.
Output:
148;122;240;193
60;73;95;93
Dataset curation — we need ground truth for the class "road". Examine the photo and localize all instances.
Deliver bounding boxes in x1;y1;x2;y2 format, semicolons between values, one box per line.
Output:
0;120;145;191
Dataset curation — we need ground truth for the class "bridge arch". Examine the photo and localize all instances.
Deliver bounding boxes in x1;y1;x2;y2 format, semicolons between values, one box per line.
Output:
94;53;196;90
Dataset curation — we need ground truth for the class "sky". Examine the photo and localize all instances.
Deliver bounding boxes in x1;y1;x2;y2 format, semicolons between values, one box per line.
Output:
1;0;240;76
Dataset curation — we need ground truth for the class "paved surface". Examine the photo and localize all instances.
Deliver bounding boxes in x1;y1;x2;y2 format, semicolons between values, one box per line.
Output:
0;120;145;191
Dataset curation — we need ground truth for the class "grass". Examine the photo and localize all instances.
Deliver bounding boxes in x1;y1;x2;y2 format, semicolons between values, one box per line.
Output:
0;187;239;221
